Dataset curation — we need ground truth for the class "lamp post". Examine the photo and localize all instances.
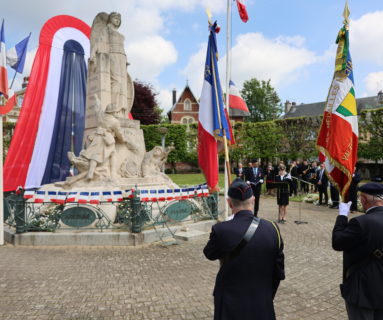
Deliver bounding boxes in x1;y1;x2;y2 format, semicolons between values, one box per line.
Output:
157;127;168;172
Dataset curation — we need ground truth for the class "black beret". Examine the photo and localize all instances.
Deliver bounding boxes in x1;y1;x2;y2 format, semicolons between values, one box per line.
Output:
357;182;383;195
228;178;253;201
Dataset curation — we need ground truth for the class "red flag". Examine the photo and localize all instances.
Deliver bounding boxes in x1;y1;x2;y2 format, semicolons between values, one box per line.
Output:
236;0;249;23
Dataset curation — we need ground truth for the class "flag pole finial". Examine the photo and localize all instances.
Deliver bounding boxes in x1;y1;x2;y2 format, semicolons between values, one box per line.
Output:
343;0;350;25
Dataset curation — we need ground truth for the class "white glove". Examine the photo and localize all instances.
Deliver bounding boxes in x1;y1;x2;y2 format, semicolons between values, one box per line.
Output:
259;179;264;184
339;201;352;217
246;181;251;185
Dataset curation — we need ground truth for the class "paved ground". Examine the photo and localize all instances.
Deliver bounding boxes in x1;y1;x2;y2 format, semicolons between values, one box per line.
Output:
0;197;351;319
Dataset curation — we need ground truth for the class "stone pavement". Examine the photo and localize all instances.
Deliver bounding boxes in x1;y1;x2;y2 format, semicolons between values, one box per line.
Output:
0;197;350;319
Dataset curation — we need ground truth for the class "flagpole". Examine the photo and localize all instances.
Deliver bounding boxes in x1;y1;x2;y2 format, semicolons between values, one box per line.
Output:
9;70;17;89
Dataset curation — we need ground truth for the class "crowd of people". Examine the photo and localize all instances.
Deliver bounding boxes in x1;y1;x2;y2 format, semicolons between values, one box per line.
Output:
234;159;363;223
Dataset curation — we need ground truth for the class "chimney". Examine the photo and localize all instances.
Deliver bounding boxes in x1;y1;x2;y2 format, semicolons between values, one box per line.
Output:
172;88;177;106
284;100;292;113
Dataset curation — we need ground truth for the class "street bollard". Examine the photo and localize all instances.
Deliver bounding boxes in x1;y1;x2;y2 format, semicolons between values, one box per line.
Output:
13;195;26;234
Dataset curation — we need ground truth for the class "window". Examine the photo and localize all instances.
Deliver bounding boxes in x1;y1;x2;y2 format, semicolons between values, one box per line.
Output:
184;99;191;111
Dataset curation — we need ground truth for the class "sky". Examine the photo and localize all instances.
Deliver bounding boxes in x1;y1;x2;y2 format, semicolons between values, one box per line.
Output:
2;0;383;114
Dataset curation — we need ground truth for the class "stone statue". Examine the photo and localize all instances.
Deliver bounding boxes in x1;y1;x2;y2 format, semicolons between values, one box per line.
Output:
87;12;134;121
142;145;175;178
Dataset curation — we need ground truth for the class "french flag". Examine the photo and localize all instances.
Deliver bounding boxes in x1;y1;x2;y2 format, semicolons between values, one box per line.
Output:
140;190;149;202
0;20;8;98
196;186;203;198
6;33;31;74
198;21;232;192
56;191;67;204
48;191;57;202
23;190;35;199
158;189;166;201
78;192;89;204
174;188;181;200
66;192;77;203
34;191;46;203
124;189;133;199
229;80;249;113
102;191;113;202
90;192;100;204
236;0;249;23
113;191;123;202
149;190;158;202
166;189;174;201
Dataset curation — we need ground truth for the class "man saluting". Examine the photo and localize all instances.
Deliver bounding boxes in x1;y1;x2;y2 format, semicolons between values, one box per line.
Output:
204;178;285;320
332;182;383;319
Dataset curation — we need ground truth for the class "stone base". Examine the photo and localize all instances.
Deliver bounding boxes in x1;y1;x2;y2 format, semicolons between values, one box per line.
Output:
3;220;215;246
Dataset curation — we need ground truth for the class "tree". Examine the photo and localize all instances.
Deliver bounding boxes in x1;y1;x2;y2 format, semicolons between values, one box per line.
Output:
241;78;282;122
131;81;161;125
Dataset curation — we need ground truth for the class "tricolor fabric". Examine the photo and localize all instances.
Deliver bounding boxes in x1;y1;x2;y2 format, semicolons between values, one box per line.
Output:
229;80;249;113
6;33;31;73
316;23;358;199
3;15;90;191
236;0;249;23
0;20;8;98
198;21;231;192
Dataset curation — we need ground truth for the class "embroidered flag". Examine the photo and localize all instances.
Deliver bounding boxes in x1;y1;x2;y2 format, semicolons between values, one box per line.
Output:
236;0;249;23
0;20;8;98
90;192;100;204
316;5;358;199
198;21;232;192
6;33;31;73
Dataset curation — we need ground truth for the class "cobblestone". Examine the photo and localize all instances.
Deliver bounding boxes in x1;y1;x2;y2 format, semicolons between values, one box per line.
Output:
0;197;349;319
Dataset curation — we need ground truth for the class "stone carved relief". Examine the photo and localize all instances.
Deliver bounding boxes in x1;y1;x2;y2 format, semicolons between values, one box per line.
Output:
141;145;175;178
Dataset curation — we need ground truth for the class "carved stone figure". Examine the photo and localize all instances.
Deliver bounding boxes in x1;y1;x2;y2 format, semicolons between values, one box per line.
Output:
142;145;175;178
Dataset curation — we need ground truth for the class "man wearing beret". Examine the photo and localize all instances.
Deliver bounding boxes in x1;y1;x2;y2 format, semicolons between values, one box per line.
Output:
204;178;285;320
244;159;264;216
332;182;383;319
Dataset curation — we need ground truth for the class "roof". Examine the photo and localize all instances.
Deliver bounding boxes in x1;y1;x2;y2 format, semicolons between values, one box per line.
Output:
168;84;199;113
283;94;383;119
229;108;250;117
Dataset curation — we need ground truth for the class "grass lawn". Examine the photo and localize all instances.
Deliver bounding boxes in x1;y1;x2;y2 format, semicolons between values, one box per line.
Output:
168;173;236;189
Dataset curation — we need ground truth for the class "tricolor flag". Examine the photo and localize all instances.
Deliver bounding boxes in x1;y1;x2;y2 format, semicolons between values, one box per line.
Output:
236;0;249;23
102;191;113;202
124;189;134;199
48;191;57;202
0;20;8;98
34;191;46;203
174;188;181;200
181;188;189;199
229;80;249;113
56;191;67;204
149;189;158;202
140;190;149;202
113;191;123;202
198;21;232;192
6;33;31;74
90;192;100;204
166;189;174;201
316;9;358;199
66;192;77;203
158;189;166;201
78;192;89;204
23;190;35;199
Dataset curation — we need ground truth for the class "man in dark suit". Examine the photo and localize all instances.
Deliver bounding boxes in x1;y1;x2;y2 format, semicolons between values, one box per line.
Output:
348;168;362;212
244;159;264;216
233;162;245;180
316;163;329;205
332;182;383;319
204;178;285;320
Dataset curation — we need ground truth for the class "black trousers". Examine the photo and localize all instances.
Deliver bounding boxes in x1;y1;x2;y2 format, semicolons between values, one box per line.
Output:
253;190;261;216
318;185;328;204
330;185;339;206
346;301;383;320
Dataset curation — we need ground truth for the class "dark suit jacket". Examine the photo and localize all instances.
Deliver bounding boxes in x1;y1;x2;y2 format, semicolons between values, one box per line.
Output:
204;210;285;320
332;206;383;309
234;167;245;180
316;169;328;189
244;167;264;193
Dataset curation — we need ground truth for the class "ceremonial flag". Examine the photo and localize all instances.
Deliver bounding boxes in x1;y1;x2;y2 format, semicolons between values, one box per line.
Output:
229;80;249;112
6;33;31;73
198;21;232;191
0;20;8;98
236;0;249;23
316;6;358;199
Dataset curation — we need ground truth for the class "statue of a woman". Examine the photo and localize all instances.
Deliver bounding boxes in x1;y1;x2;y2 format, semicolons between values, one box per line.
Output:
89;12;134;117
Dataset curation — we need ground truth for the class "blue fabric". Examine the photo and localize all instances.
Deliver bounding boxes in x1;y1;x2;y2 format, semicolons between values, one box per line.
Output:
203;21;231;140
41;40;87;185
10;33;31;73
0;20;5;44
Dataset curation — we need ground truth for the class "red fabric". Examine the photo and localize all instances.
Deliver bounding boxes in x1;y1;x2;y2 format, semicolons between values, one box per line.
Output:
317;112;358;198
3;15;90;191
128;112;133;120
198;121;219;192
0;66;8;98
229;93;249;112
236;0;249;23
0;94;16;114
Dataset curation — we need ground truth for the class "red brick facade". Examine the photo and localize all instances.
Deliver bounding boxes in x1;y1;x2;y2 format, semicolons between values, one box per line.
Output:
169;85;199;124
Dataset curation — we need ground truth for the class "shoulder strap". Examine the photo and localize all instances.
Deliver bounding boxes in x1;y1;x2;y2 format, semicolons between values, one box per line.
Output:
265;219;281;249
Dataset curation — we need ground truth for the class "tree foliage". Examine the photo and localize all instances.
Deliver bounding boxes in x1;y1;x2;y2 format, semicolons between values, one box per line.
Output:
359;108;383;162
131;81;161;125
241;78;282;122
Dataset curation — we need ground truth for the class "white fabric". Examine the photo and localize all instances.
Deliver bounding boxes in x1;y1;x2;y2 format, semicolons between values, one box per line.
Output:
6;46;17;67
0;42;6;68
199;79;214;135
25;27;90;189
339;201;352;216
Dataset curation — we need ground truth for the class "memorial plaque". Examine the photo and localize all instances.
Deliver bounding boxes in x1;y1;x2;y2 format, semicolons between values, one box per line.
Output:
165;201;193;221
61;207;96;227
